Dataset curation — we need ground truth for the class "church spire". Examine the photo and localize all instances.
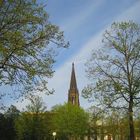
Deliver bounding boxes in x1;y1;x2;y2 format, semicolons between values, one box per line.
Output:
70;63;77;90
68;63;80;106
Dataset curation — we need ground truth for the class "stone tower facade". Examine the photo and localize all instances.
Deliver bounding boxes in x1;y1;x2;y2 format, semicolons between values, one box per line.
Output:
68;63;80;106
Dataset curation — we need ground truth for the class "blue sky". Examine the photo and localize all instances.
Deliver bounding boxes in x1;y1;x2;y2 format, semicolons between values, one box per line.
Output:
46;0;140;68
3;0;140;110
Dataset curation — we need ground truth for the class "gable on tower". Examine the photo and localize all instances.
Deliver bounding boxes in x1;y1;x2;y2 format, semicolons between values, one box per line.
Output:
68;63;80;106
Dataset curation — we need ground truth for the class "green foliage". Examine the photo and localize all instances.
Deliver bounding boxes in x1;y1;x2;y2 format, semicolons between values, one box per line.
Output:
0;105;20;140
87;106;104;140
15;112;48;140
0;0;69;96
105;111;120;139
135;114;140;138
51;103;89;139
15;96;50;140
82;21;140;140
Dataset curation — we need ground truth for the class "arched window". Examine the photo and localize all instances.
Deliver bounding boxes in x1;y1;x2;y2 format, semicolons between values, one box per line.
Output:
72;97;75;104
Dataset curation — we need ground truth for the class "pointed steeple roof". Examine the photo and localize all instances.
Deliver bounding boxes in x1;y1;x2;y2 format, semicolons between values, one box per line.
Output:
70;63;77;90
68;63;80;106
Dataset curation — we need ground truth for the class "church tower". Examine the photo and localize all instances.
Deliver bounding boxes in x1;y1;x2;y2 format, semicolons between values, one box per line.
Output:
68;63;80;106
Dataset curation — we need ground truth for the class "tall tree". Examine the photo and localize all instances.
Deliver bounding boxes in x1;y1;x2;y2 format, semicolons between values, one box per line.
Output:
0;0;68;98
82;21;140;140
51;103;89;140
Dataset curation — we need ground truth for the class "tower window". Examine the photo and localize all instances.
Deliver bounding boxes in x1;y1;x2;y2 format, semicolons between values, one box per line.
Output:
72;97;75;104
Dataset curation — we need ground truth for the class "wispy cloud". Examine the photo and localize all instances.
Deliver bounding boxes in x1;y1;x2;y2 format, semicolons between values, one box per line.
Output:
115;0;140;22
13;0;140;110
45;1;140;109
61;0;105;32
45;30;104;110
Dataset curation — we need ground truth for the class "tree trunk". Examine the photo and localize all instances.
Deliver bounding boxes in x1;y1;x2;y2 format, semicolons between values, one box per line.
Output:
129;99;135;140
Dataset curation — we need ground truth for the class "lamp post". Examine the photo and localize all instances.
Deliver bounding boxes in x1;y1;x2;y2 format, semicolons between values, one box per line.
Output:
52;132;56;140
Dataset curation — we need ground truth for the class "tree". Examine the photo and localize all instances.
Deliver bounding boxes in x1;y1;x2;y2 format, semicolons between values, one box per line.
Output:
15;95;49;140
135;112;140;139
5;105;20;118
25;94;47;113
119;114;130;140
82;21;140;140
0;0;68;97
51;103;89;140
0;105;20;140
0;113;7;140
87;106;104;140
104;111;120;140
